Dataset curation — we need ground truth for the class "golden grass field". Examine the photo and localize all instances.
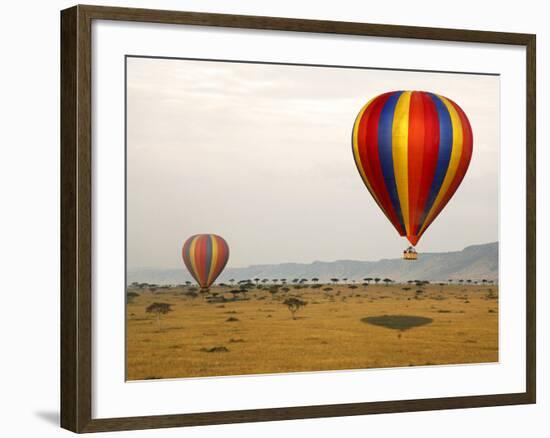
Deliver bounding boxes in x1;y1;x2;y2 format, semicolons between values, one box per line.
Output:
126;283;498;380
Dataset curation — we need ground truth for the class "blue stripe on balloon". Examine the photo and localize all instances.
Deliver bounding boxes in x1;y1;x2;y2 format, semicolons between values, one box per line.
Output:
204;235;213;284
417;94;453;228
377;91;406;233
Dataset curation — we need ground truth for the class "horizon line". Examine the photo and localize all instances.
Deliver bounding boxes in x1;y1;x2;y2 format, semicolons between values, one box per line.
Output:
129;240;498;272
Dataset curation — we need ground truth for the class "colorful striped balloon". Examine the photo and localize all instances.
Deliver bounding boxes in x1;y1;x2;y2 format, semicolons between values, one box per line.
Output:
352;90;473;246
182;234;230;290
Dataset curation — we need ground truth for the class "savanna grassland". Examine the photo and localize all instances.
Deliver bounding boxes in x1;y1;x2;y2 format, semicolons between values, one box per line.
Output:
126;281;498;380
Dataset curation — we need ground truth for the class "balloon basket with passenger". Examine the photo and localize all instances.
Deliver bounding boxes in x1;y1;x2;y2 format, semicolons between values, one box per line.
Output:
403;246;418;261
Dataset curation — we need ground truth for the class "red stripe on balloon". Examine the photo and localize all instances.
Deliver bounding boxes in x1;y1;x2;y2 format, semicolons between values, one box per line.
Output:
209;236;221;282
412;92;440;238
355;105;381;208
452;100;474;169
356;98;392;225
220;237;230;276
407;91;425;236
358;92;405;235
194;235;208;287
417;98;473;241
211;236;229;283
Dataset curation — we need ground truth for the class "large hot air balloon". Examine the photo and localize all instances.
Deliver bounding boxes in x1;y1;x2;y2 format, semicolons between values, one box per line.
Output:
182;234;229;291
352;91;473;259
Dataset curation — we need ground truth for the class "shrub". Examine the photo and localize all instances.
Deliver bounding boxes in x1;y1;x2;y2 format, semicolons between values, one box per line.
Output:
126;291;139;303
200;346;229;353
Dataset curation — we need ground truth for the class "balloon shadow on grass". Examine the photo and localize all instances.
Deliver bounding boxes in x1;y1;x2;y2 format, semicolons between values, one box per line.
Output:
361;315;434;338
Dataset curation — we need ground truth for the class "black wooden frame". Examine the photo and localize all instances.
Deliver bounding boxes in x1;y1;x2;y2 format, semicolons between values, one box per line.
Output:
61;4;536;433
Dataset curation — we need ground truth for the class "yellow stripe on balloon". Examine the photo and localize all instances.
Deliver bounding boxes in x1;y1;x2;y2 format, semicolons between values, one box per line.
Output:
189;236;198;278
392;91;412;235
352;98;385;212
418;95;464;235
207;235;218;286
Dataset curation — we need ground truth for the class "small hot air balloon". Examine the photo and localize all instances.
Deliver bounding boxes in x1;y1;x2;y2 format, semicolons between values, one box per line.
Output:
182;234;229;291
352;91;473;259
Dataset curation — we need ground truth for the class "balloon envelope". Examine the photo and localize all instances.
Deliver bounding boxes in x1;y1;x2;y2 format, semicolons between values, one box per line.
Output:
182;234;229;289
352;90;473;246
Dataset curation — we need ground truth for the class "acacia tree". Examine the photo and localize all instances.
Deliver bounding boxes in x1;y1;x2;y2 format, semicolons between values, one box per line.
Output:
283;297;307;320
383;278;392;286
126;291;139;304
374;278;381;285
146;302;173;331
268;285;280;299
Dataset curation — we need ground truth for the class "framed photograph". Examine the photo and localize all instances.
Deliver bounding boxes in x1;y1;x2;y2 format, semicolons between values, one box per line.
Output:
60;4;536;433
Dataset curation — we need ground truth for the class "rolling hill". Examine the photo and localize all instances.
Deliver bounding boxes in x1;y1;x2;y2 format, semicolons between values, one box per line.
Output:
128;242;498;285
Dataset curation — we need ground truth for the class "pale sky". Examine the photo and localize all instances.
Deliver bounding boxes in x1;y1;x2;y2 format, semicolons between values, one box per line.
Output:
126;57;499;269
